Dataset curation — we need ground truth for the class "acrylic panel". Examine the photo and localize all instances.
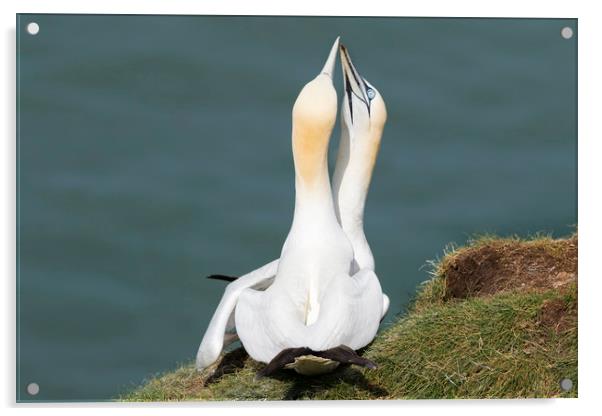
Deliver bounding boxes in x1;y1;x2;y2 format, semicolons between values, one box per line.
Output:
16;14;577;402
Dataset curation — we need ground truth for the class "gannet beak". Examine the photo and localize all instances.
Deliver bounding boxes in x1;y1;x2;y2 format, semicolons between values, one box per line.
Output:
320;36;340;79
339;43;371;116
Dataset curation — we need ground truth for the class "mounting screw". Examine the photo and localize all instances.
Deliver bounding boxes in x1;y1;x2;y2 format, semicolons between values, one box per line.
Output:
27;382;40;396
561;27;573;40
26;22;40;35
560;378;573;391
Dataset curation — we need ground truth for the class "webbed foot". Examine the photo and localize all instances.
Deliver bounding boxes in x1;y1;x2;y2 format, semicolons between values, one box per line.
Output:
256;345;376;378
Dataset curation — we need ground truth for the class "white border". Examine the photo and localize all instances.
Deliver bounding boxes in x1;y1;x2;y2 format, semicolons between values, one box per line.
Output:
1;0;585;17
2;1;600;415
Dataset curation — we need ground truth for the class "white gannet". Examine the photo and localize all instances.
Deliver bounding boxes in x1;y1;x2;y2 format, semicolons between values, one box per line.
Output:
196;40;389;373
233;36;384;376
333;44;390;315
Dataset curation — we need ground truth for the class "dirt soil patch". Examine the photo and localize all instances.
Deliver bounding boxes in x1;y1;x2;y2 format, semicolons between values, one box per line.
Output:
441;235;577;299
538;297;576;333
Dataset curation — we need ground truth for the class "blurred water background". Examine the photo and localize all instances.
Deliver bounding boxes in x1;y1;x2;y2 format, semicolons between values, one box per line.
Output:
17;15;577;401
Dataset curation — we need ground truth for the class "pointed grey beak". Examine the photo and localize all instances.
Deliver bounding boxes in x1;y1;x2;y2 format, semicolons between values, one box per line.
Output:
320;36;340;78
339;43;371;120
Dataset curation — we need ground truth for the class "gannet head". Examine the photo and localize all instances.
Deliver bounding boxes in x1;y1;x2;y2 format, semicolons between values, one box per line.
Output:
333;44;387;272
339;44;387;151
291;37;340;184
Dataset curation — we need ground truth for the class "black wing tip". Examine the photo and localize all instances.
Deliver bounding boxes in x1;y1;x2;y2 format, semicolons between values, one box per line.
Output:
206;274;239;282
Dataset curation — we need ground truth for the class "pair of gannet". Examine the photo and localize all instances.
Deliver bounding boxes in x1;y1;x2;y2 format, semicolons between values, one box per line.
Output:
196;37;389;376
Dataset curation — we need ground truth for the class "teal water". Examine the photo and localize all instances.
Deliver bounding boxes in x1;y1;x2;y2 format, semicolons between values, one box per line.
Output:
16;15;577;401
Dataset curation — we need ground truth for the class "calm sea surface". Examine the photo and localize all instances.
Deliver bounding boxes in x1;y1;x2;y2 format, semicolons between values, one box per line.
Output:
17;15;577;401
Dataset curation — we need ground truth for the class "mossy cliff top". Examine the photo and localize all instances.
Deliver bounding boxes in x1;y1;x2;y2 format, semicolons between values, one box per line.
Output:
121;233;578;401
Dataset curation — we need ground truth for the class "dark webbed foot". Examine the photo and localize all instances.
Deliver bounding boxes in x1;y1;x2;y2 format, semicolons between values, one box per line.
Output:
314;345;377;369
256;347;313;378
256;345;376;378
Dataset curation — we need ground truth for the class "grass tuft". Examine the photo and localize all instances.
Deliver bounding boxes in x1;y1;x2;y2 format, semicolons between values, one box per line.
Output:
120;233;577;401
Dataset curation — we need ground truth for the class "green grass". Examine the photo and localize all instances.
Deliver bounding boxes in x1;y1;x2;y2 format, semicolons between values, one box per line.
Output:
120;235;578;401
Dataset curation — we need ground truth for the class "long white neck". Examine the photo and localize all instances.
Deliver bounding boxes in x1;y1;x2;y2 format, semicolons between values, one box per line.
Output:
287;39;340;230
332;127;381;270
291;128;338;228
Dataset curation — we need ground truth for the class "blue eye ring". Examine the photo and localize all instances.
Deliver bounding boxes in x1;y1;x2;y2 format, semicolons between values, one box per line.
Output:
367;88;375;100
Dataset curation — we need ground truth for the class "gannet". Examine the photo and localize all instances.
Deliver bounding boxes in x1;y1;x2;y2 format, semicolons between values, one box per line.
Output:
196;40;389;374
234;37;384;376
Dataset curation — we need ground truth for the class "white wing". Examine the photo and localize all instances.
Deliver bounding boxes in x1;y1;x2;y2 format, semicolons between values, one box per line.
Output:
381;293;390;319
234;268;384;364
195;259;278;370
309;268;383;351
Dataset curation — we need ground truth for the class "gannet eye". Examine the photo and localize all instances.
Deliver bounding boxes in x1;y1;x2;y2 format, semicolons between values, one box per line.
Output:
367;88;375;100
